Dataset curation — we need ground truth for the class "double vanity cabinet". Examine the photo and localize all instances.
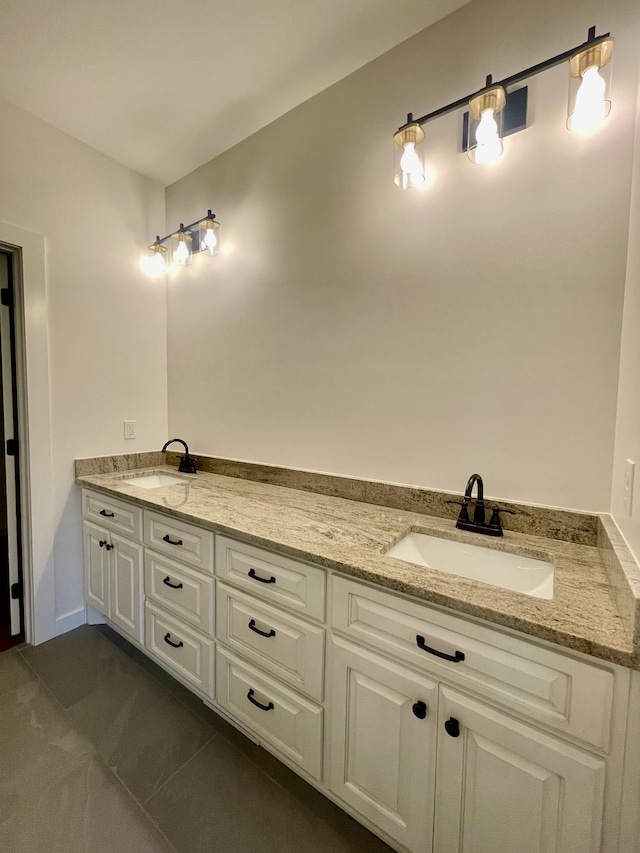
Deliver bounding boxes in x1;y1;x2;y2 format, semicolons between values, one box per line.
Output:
81;485;637;853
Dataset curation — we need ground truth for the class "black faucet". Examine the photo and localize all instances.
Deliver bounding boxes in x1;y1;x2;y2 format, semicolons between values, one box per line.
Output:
447;473;516;537
161;438;197;474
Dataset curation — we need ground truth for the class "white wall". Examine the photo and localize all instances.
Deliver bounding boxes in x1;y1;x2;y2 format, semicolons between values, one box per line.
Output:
611;49;640;559
0;96;168;637
165;0;639;512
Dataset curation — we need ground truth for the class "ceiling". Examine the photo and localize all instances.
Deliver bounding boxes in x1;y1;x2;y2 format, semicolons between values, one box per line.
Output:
0;0;469;185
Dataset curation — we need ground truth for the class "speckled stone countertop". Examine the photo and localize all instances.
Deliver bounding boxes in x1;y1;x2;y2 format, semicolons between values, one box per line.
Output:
76;465;640;669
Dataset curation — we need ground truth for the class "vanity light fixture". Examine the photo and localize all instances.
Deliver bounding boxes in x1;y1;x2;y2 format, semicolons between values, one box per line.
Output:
141;239;169;278
199;211;221;257
172;226;193;266
141;210;222;277
467;81;506;165
567;33;614;132
393;25;614;187
393;118;426;189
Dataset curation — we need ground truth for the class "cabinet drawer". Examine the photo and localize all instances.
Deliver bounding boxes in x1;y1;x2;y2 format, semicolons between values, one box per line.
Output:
145;551;215;636
216;646;323;781
331;576;615;751
144;510;214;574
216;582;325;701
82;489;142;541
145;603;214;698
215;536;326;621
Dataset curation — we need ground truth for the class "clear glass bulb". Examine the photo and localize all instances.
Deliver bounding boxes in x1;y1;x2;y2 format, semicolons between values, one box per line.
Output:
570;66;607;132
474;109;503;164
400;142;425;187
174;240;190;265
201;228;218;255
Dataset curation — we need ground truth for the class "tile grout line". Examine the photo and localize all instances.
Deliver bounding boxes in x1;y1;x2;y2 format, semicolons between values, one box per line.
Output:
94;631;365;838
100;754;187;853
141;732;218;808
16;644;183;853
15;639;388;852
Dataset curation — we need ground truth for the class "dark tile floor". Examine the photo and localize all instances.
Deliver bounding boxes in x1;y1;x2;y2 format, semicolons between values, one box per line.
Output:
0;625;393;853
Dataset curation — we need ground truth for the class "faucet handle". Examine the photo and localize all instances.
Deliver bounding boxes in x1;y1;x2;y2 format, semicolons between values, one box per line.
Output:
488;506;517;529
446;500;470;524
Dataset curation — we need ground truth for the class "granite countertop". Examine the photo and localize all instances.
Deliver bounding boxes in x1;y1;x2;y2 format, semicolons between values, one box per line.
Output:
76;465;640;669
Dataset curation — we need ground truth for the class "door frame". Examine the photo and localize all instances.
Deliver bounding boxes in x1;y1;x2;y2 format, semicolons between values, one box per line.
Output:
0;222;55;644
0;252;23;637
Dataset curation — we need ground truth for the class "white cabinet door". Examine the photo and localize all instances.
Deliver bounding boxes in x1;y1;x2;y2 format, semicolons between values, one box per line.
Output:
83;521;110;617
434;687;606;853
110;533;144;643
329;637;438;853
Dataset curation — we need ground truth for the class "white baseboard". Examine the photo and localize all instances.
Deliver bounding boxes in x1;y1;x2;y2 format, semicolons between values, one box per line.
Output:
55;605;87;636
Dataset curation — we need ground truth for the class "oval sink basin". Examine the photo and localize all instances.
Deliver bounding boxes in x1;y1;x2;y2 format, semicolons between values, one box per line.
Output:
385;532;554;599
120;473;187;489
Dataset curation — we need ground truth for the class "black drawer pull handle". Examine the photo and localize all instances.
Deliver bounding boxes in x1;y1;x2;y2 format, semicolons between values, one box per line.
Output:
99;540;107;548
163;633;183;649
99;509;115;517
416;635;465;663
248;568;276;584
247;688;274;711
248;619;276;638
412;700;427;719
163;576;183;590
445;717;461;737
162;534;183;546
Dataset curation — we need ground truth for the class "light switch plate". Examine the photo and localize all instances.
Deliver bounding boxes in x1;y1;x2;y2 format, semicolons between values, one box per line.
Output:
124;420;136;440
624;459;635;516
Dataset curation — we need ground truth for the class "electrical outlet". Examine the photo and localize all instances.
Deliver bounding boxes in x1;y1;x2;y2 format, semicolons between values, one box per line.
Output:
623;459;635;516
124;420;136;440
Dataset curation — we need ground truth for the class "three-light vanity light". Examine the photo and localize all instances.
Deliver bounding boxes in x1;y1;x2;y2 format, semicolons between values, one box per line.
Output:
141;210;221;278
393;26;614;188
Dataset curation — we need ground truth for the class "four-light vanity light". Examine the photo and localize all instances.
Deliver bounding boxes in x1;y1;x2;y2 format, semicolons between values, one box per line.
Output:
393;26;614;188
141;210;221;278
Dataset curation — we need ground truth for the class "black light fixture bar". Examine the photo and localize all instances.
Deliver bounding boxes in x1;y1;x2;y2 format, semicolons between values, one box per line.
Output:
151;209;217;247
397;26;609;132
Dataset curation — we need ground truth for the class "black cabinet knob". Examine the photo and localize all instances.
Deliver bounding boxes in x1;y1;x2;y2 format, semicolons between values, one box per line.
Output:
412;701;427;719
444;717;460;737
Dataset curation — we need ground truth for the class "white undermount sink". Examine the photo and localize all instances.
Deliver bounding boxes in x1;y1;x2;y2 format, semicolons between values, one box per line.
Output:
120;473;187;489
385;531;554;599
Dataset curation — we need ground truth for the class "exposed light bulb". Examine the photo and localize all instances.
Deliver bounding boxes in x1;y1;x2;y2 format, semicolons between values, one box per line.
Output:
201;228;218;255
140;248;167;278
474;109;503;164
174;239;190;265
570;65;607;132
152;252;167;275
400;142;426;187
